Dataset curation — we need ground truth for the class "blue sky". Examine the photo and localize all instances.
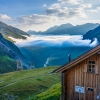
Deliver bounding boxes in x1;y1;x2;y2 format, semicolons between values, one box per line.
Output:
0;0;57;17
0;0;100;31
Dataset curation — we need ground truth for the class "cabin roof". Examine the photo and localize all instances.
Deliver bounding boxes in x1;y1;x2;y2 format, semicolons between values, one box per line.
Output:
53;44;100;73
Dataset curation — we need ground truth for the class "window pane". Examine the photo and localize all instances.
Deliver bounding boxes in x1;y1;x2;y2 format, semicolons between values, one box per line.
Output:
92;65;95;68
88;88;91;91
88;88;94;92
89;68;91;72
88;61;95;73
92;68;95;73
92;61;95;64
89;65;91;68
89;61;91;63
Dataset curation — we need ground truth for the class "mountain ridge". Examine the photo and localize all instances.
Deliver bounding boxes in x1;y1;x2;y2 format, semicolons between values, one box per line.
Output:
0;21;29;40
27;23;99;35
83;25;100;42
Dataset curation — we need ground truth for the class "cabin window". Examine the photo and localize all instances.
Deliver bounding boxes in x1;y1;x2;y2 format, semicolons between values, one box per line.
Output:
87;87;94;92
87;61;95;73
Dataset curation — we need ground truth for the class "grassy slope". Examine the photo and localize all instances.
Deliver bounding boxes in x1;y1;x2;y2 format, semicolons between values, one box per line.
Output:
0;56;16;73
0;67;60;100
33;83;61;100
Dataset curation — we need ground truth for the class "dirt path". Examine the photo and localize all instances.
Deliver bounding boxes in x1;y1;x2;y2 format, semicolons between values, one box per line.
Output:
0;73;50;89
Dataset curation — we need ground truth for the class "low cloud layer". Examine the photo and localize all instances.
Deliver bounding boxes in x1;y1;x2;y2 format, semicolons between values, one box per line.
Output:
9;35;98;48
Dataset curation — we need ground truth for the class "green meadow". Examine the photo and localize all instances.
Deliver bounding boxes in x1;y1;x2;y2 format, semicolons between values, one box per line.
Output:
0;67;61;100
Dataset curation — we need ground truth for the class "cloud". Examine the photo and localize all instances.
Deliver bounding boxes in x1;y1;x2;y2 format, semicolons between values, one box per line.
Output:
46;6;87;19
46;8;60;15
0;14;12;22
97;7;100;10
80;4;92;9
45;1;89;19
16;14;58;25
50;3;61;8
86;9;97;12
9;35;98;48
43;4;47;7
58;0;83;5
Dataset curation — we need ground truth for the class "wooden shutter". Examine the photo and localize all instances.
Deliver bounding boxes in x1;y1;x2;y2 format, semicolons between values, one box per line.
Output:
84;64;87;73
95;65;99;74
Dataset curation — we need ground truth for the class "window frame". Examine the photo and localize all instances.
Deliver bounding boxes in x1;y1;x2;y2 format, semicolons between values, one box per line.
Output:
87;61;96;74
87;87;94;92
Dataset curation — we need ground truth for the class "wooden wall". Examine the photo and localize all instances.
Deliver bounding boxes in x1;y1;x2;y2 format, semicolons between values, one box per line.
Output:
63;53;100;100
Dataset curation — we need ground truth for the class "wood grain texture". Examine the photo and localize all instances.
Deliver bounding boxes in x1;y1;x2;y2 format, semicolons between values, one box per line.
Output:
63;53;100;100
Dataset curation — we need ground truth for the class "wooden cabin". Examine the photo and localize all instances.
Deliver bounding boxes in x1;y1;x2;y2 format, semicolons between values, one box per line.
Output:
53;45;100;100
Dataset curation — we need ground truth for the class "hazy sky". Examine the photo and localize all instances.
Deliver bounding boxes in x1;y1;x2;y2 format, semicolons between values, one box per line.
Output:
0;0;100;31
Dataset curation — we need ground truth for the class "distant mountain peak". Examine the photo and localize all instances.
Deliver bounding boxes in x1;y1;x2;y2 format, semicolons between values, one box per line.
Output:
56;23;73;31
27;23;99;36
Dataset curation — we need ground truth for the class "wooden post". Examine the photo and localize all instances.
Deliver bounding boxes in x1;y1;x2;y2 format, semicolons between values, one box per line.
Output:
79;90;81;100
84;72;86;100
99;54;100;100
62;72;65;100
98;54;100;100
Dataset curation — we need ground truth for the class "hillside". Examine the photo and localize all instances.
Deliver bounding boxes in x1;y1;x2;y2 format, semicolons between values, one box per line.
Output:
0;67;60;100
0;56;16;73
20;46;92;68
0;33;27;73
83;25;100;42
0;21;29;40
27;23;99;35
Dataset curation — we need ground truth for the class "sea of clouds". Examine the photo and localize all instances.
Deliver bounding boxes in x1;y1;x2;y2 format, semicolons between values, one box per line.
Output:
9;35;99;47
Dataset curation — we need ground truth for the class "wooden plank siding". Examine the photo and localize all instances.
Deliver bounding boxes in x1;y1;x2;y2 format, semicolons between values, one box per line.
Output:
63;53;100;100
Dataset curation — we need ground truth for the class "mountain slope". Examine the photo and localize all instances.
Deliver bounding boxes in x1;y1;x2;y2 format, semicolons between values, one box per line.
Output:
83;25;100;42
44;23;73;33
44;25;59;33
0;33;27;73
0;21;29;40
0;56;16;73
27;30;38;35
20;46;92;68
56;23;73;31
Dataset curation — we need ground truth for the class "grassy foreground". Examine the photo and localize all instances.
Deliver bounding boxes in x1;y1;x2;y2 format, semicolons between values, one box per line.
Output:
33;83;61;100
0;67;60;100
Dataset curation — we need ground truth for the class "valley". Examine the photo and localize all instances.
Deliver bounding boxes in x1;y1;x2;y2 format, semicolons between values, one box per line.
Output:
0;0;100;99
0;21;100;100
